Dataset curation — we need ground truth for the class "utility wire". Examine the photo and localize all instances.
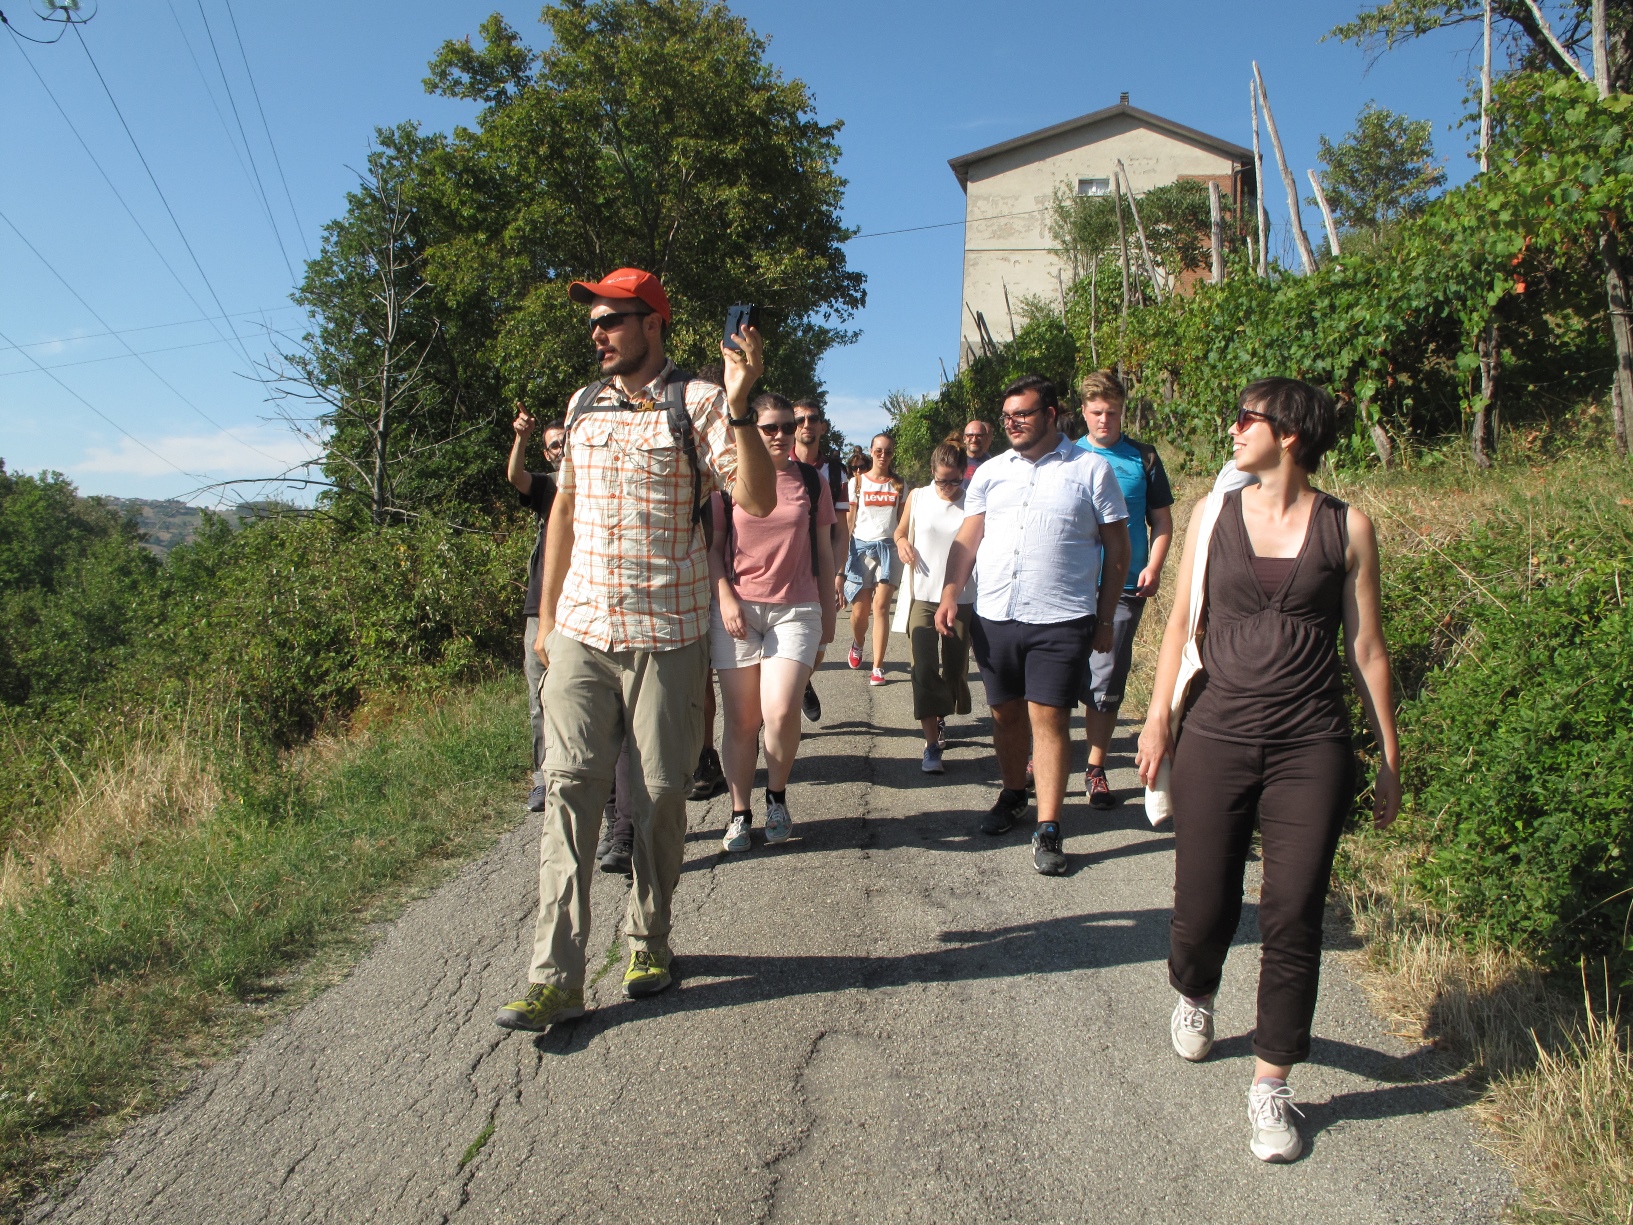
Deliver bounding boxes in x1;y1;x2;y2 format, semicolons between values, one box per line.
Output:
0;6;70;45
0;303;300;352
0;322;205;482
192;0;295;280
0;332;255;376
70;21;261;374
845;205;1052;241
1;25;250;363
223;0;310;261
0;207;291;463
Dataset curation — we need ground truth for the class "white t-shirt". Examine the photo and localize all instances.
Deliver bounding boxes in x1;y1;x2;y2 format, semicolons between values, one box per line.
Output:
850;473;901;542
965;435;1128;624
906;486;975;604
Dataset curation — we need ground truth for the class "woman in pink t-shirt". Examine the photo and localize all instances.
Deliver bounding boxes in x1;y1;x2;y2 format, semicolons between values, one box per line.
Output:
707;393;838;852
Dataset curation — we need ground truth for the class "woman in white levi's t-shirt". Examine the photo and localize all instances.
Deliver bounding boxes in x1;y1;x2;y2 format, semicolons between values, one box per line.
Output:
893;442;976;773
842;433;904;684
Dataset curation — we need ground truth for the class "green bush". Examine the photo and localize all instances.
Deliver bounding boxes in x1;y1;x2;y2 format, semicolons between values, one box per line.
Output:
1387;470;1633;974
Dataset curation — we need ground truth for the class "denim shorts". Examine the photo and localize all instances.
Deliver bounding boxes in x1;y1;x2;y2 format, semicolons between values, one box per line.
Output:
843;537;901;603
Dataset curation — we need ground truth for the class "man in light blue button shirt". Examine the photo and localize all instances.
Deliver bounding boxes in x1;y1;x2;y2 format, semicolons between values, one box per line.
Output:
936;375;1130;876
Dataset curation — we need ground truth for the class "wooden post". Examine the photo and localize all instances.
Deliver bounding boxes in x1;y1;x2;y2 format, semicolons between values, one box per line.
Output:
1209;180;1225;283
1253;62;1318;275
1307;169;1341;259
1117;158;1166;302
1251;79;1268;277
1602;228;1633;458
1002;281;1016;340
1474;320;1497;468
1089;252;1099;368
1593;0;1610;97
1115;170;1134;312
1613;372;1629;458
1521;0;1594;85
1481;0;1493;172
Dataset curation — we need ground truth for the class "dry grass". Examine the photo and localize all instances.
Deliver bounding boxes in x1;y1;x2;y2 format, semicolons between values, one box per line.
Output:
0;734;223;909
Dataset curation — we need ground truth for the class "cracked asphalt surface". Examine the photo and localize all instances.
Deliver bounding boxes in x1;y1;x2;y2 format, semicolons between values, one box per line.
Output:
33;657;1511;1224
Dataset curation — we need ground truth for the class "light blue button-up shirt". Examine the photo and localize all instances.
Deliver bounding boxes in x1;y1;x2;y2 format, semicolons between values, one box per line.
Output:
965;434;1129;625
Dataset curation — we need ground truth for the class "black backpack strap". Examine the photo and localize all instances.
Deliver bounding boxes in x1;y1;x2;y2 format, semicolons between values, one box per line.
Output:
565;379;613;433
719;489;737;584
825;456;847;512
659;368;709;543
794;460;823;576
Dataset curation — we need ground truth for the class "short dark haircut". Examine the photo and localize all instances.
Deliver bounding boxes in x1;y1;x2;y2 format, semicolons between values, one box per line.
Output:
1000;374;1059;413
541;418;565;433
930;442;964;474
1240;378;1338;472
752;391;792;416
791;396;824;415
694;361;726;386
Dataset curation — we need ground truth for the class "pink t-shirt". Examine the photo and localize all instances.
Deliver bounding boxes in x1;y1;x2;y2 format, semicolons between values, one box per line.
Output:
710;463;838;605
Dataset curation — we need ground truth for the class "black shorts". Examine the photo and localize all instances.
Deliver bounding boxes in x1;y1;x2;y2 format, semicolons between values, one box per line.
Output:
971;614;1097;710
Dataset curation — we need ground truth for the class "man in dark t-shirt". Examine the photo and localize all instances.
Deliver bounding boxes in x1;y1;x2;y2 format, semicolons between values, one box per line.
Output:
508;409;561;811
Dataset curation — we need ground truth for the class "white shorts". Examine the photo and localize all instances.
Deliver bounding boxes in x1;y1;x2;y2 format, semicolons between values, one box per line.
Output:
709;600;823;670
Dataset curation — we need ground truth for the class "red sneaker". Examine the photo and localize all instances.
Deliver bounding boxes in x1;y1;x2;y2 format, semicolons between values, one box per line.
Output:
1086;766;1116;810
847;642;863;669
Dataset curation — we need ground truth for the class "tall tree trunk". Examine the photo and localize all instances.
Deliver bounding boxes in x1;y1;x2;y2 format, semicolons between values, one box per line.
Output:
1089;252;1099;368
1253;62;1318;275
1251;79;1267;277
1474;321;1497;469
1307;169;1341;259
1118;159;1166;302
1115;172;1134;317
1605;227;1633;458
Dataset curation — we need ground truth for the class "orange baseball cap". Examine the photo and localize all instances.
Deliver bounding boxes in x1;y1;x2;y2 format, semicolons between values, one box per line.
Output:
568;267;672;323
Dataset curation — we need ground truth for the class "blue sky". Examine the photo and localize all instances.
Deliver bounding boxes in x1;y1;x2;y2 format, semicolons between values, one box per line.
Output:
0;0;1502;503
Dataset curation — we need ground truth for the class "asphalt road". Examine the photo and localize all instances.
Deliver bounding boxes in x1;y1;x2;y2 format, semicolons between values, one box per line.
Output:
33;655;1512;1224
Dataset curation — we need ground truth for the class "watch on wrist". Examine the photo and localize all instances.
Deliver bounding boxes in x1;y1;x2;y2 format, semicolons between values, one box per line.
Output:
728;414;756;428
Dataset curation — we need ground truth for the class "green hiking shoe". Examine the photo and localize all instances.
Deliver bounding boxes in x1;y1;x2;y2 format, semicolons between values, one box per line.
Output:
622;947;673;998
493;983;586;1032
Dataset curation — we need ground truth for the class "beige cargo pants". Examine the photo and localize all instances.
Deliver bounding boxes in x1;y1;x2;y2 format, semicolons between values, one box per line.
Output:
529;630;707;988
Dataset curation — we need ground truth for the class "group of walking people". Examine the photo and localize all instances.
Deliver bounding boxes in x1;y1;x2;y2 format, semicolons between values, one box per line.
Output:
494;266;1402;1167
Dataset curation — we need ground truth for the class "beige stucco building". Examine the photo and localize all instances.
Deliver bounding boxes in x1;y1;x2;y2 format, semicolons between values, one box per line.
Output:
949;95;1255;364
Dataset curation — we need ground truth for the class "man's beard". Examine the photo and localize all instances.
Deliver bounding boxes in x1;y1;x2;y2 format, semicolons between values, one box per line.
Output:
601;331;650;377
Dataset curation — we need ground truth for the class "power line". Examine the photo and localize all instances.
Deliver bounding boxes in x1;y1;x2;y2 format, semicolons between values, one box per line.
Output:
0;304;301;353
223;0;310;261
70;21;261;374
0;332;259;377
0;321;205;482
845;205;1052;241
1;24;254;365
0;207;290;464
192;0;295;281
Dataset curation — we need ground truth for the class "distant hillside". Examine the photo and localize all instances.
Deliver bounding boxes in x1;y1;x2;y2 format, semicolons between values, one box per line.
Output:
102;498;288;556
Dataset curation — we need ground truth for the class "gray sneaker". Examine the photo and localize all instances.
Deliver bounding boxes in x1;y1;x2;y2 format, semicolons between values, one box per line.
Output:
1170;994;1215;1061
764;796;793;843
921;744;944;774
1247;1081;1304;1163
721;813;752;853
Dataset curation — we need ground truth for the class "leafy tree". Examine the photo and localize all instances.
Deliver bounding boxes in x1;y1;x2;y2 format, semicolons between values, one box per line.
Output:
1050;179;1230;292
1310;102;1447;243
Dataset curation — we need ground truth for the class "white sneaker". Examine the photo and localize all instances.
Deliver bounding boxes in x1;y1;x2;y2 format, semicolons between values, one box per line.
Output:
721;813;751;853
1247;1080;1304;1163
1170;994;1215;1061
763;797;793;843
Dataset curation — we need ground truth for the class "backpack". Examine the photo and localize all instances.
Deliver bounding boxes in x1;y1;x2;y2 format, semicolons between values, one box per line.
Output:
565;368;711;542
719;460;824;583
822;455;848;514
1127;436;1161;489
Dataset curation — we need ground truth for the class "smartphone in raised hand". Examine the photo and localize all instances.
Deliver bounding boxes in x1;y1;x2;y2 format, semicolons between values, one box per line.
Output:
723;303;760;352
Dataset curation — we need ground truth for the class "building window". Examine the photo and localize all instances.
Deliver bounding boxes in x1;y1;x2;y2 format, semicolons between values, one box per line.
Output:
1077;177;1111;196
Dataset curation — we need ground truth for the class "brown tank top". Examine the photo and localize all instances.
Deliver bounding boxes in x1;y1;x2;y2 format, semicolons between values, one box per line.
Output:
1183;488;1352;744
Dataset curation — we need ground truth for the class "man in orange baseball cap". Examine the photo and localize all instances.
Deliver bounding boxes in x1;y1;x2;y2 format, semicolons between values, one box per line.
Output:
567;266;672;323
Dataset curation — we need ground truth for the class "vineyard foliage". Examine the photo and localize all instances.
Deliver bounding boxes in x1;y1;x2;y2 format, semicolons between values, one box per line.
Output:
890;74;1631;479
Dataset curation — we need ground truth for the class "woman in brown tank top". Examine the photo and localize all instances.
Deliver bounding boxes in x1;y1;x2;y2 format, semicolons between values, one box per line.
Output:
1135;378;1401;1164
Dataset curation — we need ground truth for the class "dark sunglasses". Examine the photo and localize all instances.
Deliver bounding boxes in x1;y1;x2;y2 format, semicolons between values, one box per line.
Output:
1234;406;1274;431
588;309;652;335
794;414;825;427
932;476;964;488
758;421;797;437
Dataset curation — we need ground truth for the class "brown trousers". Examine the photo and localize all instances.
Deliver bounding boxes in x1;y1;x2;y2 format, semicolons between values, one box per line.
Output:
529;631;707;988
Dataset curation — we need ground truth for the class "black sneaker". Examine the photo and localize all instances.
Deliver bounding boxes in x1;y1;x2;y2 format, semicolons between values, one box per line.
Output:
688;746;725;801
526;782;547;812
1086;766;1116;810
980;788;1030;835
802;680;822;723
1032;825;1067;875
598;836;632;876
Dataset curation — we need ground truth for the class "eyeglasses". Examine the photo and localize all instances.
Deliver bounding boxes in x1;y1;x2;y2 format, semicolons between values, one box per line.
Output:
963;431;987;440
1000;406;1047;428
588;309;652;335
758;421;797;437
932;476;964;488
543;438;565;453
794;414;825;427
1234;406;1274;431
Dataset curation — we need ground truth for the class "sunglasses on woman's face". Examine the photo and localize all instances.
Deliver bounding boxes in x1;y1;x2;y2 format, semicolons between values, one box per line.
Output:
1234;406;1273;431
758;421;797;437
933;476;963;488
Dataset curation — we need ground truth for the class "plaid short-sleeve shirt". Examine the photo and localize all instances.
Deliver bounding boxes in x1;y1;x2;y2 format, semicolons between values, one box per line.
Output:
554;361;738;652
